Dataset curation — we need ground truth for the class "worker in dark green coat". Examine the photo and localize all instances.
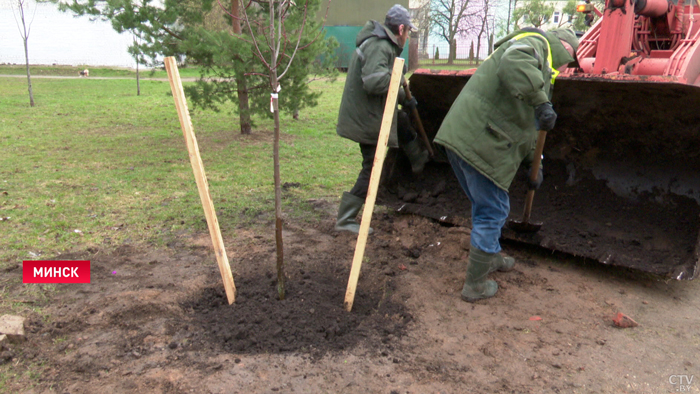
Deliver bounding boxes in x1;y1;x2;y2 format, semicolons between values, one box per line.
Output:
334;4;429;235
433;28;579;302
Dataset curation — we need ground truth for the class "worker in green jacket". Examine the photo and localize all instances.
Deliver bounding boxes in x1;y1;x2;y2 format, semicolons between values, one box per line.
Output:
335;4;429;234
433;28;579;302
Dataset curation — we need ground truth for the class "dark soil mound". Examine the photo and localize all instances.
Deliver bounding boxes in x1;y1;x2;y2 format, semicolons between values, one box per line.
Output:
180;269;412;357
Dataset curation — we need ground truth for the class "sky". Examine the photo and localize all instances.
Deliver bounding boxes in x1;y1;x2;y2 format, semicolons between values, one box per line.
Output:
1;0;137;68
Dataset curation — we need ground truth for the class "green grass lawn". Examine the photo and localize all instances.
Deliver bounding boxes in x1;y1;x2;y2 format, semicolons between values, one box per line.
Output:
415;59;480;71
0;70;357;267
0;64;202;79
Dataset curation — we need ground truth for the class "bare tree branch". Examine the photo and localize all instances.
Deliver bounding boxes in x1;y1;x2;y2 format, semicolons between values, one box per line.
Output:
277;0;310;80
241;1;271;69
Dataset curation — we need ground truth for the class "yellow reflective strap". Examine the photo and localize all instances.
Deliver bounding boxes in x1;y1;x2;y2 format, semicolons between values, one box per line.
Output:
512;32;558;84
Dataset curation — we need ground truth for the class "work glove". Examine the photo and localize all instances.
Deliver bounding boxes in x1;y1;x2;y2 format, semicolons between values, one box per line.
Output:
403;96;418;111
535;102;557;132
526;165;544;190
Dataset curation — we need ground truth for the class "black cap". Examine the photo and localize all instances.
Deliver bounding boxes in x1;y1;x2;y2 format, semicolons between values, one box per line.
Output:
385;4;417;31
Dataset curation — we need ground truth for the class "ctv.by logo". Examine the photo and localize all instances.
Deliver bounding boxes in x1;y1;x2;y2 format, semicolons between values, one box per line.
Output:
669;375;694;392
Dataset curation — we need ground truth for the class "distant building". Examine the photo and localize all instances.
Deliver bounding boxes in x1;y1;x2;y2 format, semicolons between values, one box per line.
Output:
320;0;410;69
409;0;431;57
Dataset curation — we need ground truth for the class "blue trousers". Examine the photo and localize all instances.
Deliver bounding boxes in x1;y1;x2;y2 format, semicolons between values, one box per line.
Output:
446;149;510;254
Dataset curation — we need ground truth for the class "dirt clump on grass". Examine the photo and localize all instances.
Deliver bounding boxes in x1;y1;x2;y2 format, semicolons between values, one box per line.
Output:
2;201;700;393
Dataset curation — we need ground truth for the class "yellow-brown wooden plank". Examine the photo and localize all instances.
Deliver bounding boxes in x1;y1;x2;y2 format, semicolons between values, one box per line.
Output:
344;58;405;312
164;57;237;305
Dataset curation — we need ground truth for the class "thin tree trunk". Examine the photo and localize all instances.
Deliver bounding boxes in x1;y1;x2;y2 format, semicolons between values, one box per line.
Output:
136;56;141;96
448;38;456;64
232;0;252;134
231;0;241;34
273;81;284;300
507;0;516;33
23;38;34;107
269;1;284;301
476;36;481;65
237;76;252;134
19;2;34;107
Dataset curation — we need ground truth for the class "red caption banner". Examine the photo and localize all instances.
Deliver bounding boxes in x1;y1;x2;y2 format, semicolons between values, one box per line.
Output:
23;261;91;284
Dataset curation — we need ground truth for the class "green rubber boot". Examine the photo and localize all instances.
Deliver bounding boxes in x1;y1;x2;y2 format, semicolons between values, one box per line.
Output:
461;248;499;302
489;253;515;273
335;192;373;234
403;138;430;174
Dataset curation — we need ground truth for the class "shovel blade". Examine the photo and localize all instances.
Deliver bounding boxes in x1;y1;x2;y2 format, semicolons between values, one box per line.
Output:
507;219;542;233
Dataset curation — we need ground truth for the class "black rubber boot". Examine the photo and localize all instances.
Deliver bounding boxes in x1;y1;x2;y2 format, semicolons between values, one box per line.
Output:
461;248;498;302
489;253;515;273
403;138;429;174
335;192;373;234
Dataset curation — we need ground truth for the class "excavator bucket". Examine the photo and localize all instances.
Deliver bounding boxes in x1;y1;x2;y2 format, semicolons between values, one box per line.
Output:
380;0;700;280
379;70;700;280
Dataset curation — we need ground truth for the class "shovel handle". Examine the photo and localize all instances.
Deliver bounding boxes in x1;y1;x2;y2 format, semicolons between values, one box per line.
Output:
403;82;435;157
521;129;548;222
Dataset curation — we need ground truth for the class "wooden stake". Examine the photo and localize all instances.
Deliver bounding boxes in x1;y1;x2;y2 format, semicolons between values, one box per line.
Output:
344;58;405;312
164;57;237;305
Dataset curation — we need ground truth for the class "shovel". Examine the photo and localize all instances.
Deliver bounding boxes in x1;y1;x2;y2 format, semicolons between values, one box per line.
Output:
403;82;434;157
507;129;547;233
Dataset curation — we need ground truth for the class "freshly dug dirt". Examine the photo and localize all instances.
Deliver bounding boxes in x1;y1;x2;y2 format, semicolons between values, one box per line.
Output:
405;71;700;280
2;199;700;393
382;157;699;279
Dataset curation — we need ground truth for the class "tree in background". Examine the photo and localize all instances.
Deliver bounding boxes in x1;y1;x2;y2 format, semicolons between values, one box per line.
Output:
563;0;603;31
471;0;496;64
504;0;517;35
180;0;257;135
10;0;37;107
128;31;144;96
430;0;477;64
562;0;580;29
511;0;554;30
53;0;336;135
